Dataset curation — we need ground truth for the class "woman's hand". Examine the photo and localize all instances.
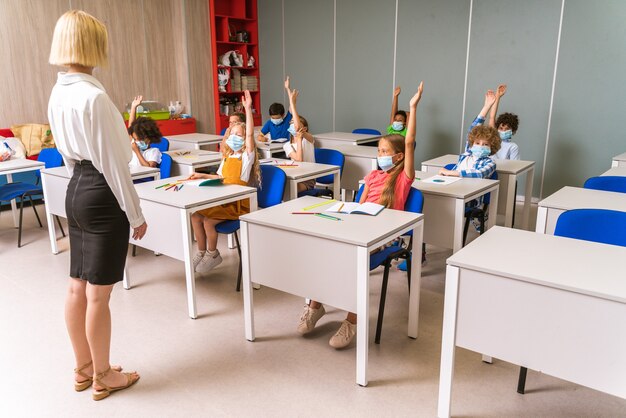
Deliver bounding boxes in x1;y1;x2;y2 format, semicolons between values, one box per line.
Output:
132;222;148;240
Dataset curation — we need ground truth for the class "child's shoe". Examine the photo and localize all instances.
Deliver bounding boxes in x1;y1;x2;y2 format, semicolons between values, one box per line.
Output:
196;249;222;273
329;320;356;349
192;251;206;270
297;304;326;335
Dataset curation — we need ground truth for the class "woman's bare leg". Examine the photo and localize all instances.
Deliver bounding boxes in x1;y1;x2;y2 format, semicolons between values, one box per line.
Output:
65;278;91;382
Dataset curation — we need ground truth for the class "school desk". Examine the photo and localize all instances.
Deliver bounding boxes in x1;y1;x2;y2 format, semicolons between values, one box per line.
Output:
601;167;626;177
437;227;626;417
262;159;341;201
128;176;258;319
313;131;380;149
165;149;222;176
254;140;285;159
536;186;626;235
0;159;46;227
40;165;161;254
329;145;378;196
167;133;223;151
239;196;423;387
421;155;534;230
611;152;626;168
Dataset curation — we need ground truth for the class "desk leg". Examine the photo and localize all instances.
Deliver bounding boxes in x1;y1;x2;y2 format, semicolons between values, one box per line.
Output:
240;221;255;341
535;207;548;234
41;176;59;254
333;170;341;201
408;222;424;338
521;168;534;230
487;187;499;231
356;246;369;387
6;173;19;227
420;165;427;172
438;265;460;418
504;174;515;228
123;267;131;290
289;179;298;201
181;209;197;319
248;194;261;290
452;199;465;253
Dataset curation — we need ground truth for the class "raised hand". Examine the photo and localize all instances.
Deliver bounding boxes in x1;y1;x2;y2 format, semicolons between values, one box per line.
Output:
484;90;496;107
496;84;507;98
284;76;290;91
409;81;424;107
131;95;143;108
242;90;252;109
393;86;401;97
288;88;299;103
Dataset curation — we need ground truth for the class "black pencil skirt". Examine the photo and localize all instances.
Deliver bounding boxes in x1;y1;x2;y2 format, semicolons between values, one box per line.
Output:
65;160;130;285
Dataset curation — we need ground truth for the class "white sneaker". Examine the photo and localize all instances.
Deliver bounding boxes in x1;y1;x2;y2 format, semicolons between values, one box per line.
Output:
329;320;356;349
297;304;326;335
195;250;222;273
192;251;206;270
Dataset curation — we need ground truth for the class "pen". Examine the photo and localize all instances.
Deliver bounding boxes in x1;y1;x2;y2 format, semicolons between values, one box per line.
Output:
315;213;342;221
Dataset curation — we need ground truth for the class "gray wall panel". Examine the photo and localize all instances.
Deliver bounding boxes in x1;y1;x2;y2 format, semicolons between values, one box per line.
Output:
284;0;334;133
544;0;626;196
258;0;286;121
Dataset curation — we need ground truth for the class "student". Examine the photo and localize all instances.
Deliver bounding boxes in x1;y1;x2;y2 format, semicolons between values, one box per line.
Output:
283;79;315;192
224;112;245;138
297;82;423;349
387;86;408;137
257;80;292;143
0;135;26;161
127;95;162;168
488;84;520;160
189;91;261;273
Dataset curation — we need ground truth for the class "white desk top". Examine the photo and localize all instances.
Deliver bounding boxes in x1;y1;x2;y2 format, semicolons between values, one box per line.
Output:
42;165;160;179
330;145;379;158
262;159;339;180
613;152;626;162
421;154;534;175
167;133;223;144
412;170;499;199
0;159;45;173
240;196;422;247
447;226;626;304
134;176;256;209
602;167;626;177
538;186;626;211
421;154;457;167
166;149;222;166
315;131;381;142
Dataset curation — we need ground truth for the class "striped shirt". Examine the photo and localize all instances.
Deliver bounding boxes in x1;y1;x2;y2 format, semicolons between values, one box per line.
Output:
455;115;495;178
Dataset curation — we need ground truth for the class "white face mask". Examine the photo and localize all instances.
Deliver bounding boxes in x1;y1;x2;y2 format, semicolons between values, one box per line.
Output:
392;121;404;131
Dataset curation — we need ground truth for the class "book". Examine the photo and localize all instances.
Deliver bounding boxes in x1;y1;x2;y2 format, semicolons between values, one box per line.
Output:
326;201;385;216
185;178;224;187
420;175;462;185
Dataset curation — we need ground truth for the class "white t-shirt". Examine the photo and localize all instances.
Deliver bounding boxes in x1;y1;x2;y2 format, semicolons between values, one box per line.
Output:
0;136;27;160
455;154;478;172
217;150;256;182
129;147;162;167
493;141;520;160
282;137;315;163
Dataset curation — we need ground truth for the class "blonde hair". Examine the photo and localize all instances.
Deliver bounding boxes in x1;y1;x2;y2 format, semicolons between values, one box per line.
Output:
221;122;262;188
49;10;108;67
379;134;406;208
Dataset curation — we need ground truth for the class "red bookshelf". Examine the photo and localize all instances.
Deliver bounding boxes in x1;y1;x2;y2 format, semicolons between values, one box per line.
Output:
210;0;261;134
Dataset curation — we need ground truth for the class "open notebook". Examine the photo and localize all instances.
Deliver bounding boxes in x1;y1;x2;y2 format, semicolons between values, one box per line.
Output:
185;178;224;187
326;201;385;216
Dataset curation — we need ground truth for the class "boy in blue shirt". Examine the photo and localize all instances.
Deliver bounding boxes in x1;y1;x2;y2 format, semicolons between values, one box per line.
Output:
257;78;293;142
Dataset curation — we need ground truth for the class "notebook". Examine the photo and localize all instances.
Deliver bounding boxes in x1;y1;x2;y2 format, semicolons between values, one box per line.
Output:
326;201;385;216
420;175;461;185
185;178;224;187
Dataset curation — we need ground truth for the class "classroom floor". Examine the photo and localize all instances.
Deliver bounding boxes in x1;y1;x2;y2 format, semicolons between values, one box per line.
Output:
1;203;625;418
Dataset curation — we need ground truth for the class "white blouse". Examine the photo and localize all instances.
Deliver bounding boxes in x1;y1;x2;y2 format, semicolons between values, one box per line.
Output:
48;72;145;227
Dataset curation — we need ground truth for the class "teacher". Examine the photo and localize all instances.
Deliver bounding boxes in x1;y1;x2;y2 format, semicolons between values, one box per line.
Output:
48;10;145;401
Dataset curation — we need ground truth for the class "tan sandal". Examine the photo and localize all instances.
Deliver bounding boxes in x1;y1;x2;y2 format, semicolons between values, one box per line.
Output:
74;361;123;392
92;367;140;401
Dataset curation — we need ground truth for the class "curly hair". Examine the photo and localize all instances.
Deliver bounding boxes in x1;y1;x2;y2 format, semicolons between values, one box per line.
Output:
469;125;501;155
378;134;406;208
128;117;162;144
496;112;519;133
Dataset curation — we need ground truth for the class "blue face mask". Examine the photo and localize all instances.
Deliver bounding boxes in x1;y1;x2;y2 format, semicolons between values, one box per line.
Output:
288;124;296;136
377;155;396;172
226;134;245;151
136;140;148;151
392;121;404;131
470;145;491;159
499;129;513;142
270;117;283;125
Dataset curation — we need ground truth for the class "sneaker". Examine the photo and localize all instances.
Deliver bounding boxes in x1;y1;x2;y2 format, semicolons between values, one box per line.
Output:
329;320;356;349
195;250;222;273
471;218;482;233
297;304;326;335
192;251;206;270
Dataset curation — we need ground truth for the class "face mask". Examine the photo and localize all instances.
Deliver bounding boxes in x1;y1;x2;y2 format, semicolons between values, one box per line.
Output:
288;124;296;136
270;117;283;125
377;155;396;172
136;140;148;151
470;144;491;159
226;134;245;151
499;129;513;142
392;121;404;131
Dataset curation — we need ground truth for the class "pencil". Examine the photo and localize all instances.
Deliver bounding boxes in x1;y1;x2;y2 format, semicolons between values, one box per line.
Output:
165;184;177;191
302;199;336;211
338;203;344;212
291;212;319;215
315;213;342;221
155;183;171;189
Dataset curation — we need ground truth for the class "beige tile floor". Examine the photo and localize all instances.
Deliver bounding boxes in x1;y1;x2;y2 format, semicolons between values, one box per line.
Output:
1;203;625;417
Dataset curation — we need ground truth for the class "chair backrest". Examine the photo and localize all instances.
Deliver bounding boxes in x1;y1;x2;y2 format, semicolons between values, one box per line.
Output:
314;148;345;185
159;153;173;179
583;176;626;194
354;183;423;214
444;163;456;170
220;127;227;135
259;165;287;208
150;137;169;152
352;128;382;136
355;184;365;202
554;209;626;247
35;147;64;181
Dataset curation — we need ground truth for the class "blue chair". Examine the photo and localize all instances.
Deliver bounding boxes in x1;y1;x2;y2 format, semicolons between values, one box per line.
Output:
0;148;65;247
220;127;227;135
352;128;382;136
159;153;173;179
215;165;287;291
150;137;169;152
355;184;424;344
583;176;626;193
298;148;345;198
517;208;626;394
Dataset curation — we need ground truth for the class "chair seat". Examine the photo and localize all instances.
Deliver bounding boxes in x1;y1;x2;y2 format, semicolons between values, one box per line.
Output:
370;244;405;270
0;183;42;201
297;188;333;198
215;220;240;234
464;206;484;218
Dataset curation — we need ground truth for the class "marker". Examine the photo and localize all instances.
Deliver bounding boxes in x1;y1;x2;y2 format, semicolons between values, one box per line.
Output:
433;179;445;183
178;184;184;191
165;184;177;191
155;183;171;189
315;213;342;221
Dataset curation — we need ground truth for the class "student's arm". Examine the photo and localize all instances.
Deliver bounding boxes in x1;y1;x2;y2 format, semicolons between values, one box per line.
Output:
403;82;423;180
359;185;370;204
489;84;506;128
458;158;495;178
242;90;255;153
465;90;496;152
128;95;142;127
290;134;305;162
130;142;157;168
301;130;314;144
509;143;520;160
188;172;220;180
390;86;400;125
286;83;301;132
